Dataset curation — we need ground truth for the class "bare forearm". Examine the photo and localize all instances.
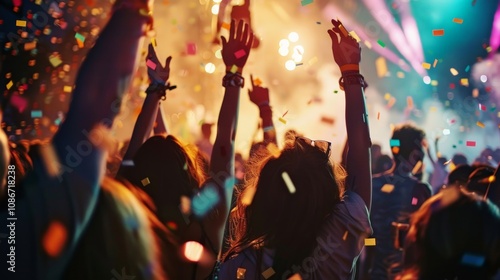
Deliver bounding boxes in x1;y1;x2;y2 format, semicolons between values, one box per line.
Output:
154;105;168;135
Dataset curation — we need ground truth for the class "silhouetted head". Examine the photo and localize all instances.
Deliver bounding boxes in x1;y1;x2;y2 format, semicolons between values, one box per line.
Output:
373;154;393;174
446;164;474;187
466;165;495;197
452;153;469;166
390;123;426;173
226;134;345;278
127;135;207;237
403;188;500;279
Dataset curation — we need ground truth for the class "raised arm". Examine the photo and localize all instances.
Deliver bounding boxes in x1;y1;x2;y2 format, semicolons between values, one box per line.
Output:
248;75;277;145
201;20;253;253
4;3;153;279
328;19;372;210
154;105;168;135
119;44;173;167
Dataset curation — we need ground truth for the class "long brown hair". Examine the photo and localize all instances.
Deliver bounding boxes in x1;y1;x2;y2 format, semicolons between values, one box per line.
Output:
224;137;345;279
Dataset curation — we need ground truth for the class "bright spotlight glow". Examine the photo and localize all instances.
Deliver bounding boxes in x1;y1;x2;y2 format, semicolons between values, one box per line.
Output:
292;53;303;63
211;4;219;15
213;0;222;3
285;60;296;71
214;49;222;59
480;75;488;83
184;241;203;262
423;76;431;84
288;32;299;42
205;63;216;74
278;47;289;56
293;45;304;55
279;39;289;48
443;129;450;135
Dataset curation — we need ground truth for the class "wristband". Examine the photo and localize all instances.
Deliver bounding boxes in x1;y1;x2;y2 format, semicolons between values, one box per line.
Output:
339;74;367;91
146;82;177;99
222;72;245;88
339;64;359;72
263;126;275;132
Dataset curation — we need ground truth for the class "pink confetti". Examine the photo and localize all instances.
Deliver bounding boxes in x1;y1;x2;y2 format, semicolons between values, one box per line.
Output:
186;43;197;55
411;197;418;205
479;104;486;111
146;59;157;70
466;141;476;147
234;49;246;59
10;95;28;113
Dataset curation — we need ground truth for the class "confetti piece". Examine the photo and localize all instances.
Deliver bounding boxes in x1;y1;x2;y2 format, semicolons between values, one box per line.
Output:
396;72;405;78
365;238;376;246
278;117;287;124
166;221;177;231
479;104;486;111
460;78;469;86
488;175;496;183
63;86;72;93
282;172;296;193
338;24;349;37
391;146;400;154
234;49;246;59
253;78;262;86
288;274;303;280
6;80;13;89
412;161;423;175
375;57;388;77
450;68;458;76
282;110;289;118
432;29;444;36
301;0;313;6
377;39;386;47
381;184;395;193
186;42;197;55
184;241;203;262
151;37;157;47
75;32;85;43
384;93;391;100
349;31;361;42
183;161;188;170
422;62;431;70
230;65;238;73
31;110;42;118
342;231;349;241
461;253;485;267
377;112;380;120
472;88;479;98
411;197;418;205
141;177;151;186
221;22;231;30
266;142;281;158
146;59;157;70
406;96;414;109
43;221;67;257
477;121;485;128
24;41;37;51
237;268;247;279
466;141;476;147
16;20;26;27
387;97;396;108
262;267;275;279
364;40;372;49
453;18;464;24
433;59;438;68
192;184;220;217
10;95;28;112
49;54;62;67
180;196;191;214
320;116;335;125
465;65;470;72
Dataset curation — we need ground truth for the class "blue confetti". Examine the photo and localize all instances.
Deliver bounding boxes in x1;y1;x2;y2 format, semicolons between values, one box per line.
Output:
390;139;400;147
192;184;220;217
461;253;485;267
465;65;470;72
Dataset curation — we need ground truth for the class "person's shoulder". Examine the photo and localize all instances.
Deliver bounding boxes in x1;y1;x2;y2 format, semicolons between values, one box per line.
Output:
413;180;432;196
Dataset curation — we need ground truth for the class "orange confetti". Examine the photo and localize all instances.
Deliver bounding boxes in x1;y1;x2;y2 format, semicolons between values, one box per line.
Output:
452;18;464;24
422;62;431;69
377;112;380;120
433;29;445;36
221;22;231;30
43;221;67;257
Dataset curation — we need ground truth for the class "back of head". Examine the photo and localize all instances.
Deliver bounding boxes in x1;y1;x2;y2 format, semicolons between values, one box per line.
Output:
466;166;495;196
129;135;207;235
228;136;344;277
446;164;474;187
390;123;426;170
64;177;169;279
452;153;469;166
404;188;500;279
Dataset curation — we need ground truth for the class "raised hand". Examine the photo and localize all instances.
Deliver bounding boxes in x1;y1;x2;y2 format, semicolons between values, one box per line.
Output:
248;74;269;107
221;20;254;73
146;43;172;85
327;19;361;73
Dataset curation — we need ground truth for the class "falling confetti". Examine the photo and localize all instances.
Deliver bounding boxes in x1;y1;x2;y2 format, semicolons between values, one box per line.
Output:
381;184;395;193
422;62;431;69
43;221;67;257
364;238;376;246
452;18;464;24
141;177;151;186
432;29;445;36
282;172;296;193
262;267;276;279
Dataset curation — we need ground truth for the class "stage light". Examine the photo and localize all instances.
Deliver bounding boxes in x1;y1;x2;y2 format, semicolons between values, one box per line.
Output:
211;4;219;15
443;129;450;135
423;76;431;84
214;48;222;59
205;63;216;74
285;60;296;71
213;0;222;3
293;45;304;55
279;39;289;48
279;47;289;56
480;75;487;83
184;241;203;262
288;32;299;42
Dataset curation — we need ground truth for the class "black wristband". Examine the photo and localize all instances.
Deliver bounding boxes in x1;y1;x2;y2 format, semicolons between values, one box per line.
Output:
339;74;368;91
146;82;177;100
222;72;245;88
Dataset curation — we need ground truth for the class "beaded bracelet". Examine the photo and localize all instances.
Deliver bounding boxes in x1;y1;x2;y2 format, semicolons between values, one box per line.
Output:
339;74;368;91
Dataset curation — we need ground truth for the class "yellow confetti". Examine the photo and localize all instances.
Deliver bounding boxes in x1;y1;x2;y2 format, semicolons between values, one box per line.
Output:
431;80;439;86
141;177;151;187
230;64;238;73
381;184;395;193
450;68;458;76
430;106;438;112
460;78;469;86
278;117;287;124
307;56;318;66
364;40;372;49
49;54;62;68
433;59;438;68
262;267;275;279
412;160;423;175
473;88;479;98
63;86;72;93
375;57;388;77
152;37;157;47
422;62;431;69
6;80;13;90
365;238;376;246
282;172;296;194
488;175;496;183
266;142;281;158
237;268;246;279
476;121;485;128
384;93;391;100
453;18;464;24
349;30;361;42
16;20;27;27
397;72;405;78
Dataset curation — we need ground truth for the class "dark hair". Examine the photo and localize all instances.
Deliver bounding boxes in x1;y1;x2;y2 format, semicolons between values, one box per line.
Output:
225;137;345;278
403;188;500;279
390;123;426;167
452;153;468;166
446;164;474;186
466;166;495;196
126;135;207;235
373;154;393;174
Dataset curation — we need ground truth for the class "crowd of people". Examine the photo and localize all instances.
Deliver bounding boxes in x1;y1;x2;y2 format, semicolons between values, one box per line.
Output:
1;0;500;279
